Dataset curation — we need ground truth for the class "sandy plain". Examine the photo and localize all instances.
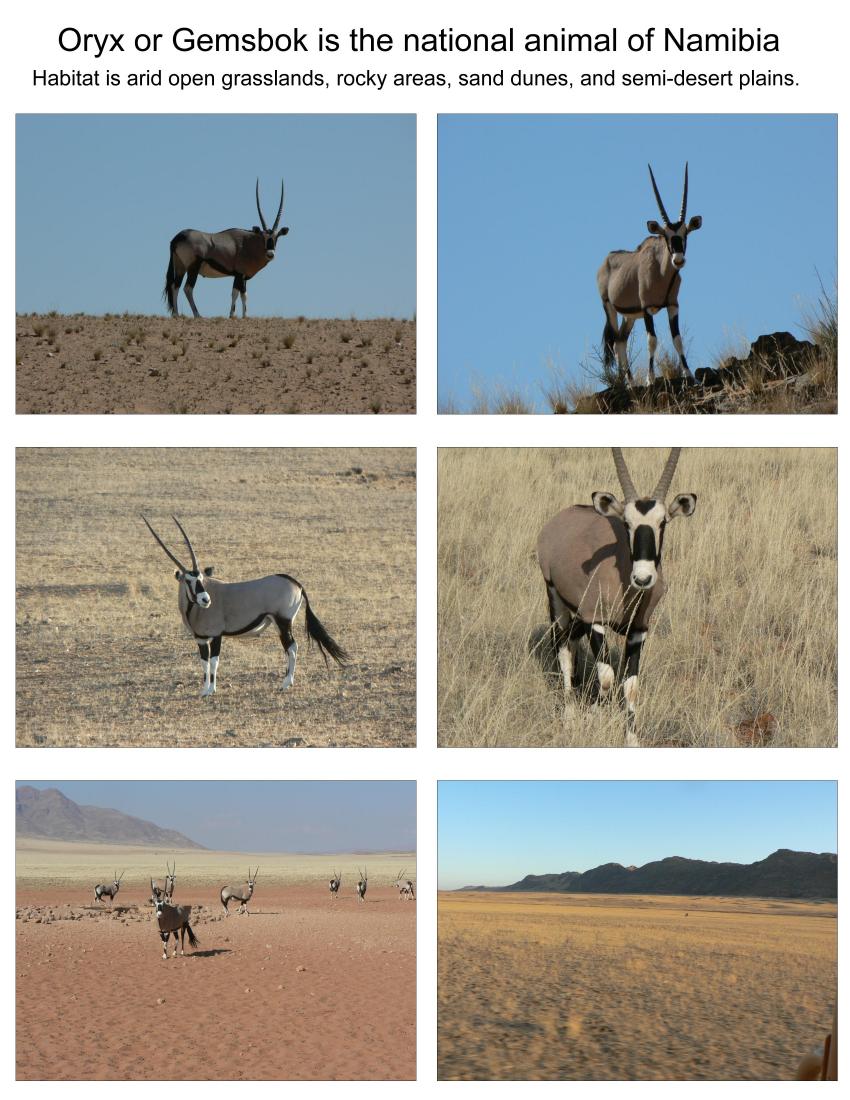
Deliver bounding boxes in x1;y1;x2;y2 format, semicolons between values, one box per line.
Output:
17;840;416;1081
16;315;416;414
438;891;836;1081
16;447;416;747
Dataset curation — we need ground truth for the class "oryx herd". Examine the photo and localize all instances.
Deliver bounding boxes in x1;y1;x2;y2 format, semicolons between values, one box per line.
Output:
597;163;702;385
142;515;348;699
90;863;414;960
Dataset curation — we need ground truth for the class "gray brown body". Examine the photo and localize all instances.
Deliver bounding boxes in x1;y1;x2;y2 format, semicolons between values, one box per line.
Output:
598;236;682;323
537;505;666;634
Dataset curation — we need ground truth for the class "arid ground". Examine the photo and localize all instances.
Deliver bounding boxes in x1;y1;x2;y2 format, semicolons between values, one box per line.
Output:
16;315;416;414
438;891;836;1081
438;448;837;747
16;448;415;747
17;840;416;1081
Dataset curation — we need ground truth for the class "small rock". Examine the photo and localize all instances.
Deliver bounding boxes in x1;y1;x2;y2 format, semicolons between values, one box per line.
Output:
296;965;307;972
157;997;165;1005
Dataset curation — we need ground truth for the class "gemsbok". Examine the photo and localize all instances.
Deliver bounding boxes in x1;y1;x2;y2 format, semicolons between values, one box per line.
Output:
395;869;415;900
154;899;200;960
142;515;348;698
537;448;696;745
151;861;176;903
597;164;702;385
356;867;368;902
94;871;124;906
221;869;258;916
164;180;289;318
329;869;342;899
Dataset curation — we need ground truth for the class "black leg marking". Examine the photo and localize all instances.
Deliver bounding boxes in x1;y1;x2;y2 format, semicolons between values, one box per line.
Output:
643;311;657;379
197;642;210;662
625;631;645;680
210;636;222;658
274;616;294;651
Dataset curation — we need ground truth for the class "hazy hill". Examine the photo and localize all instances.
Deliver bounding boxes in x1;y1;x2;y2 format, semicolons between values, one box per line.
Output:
15;785;205;849
463;849;836;899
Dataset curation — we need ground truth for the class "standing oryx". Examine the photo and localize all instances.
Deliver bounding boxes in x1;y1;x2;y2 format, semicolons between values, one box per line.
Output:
395;869;415;901
154;898;200;960
94;871;124;906
142;515;348;699
221;868;258;915
537;448;696;745
164;180;289;319
356;867;368;902
597;164;702;385
151;861;176;904
329;869;342;899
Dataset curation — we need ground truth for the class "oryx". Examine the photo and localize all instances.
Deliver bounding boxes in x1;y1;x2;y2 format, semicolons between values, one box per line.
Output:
154;899;200;960
329;869;341;899
356;867;367;902
597;164;702;384
142;515;348;699
221;868;258;916
164;180;290;319
537;448;696;745
94;871;124;906
395;869;415;901
151;861;176;903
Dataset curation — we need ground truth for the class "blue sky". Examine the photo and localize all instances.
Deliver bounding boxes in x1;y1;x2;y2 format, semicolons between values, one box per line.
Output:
16;114;415;317
18;781;415;853
438;782;836;889
438;115;837;409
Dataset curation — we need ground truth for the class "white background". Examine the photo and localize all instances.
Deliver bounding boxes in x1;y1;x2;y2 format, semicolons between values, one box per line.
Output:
5;0;844;1093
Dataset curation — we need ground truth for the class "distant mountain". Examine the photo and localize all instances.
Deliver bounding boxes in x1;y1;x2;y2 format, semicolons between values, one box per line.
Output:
468;850;836;900
15;786;205;849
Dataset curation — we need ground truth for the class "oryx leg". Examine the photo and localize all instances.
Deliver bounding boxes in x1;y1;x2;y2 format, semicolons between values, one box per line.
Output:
623;628;647;747
230;273;248;319
275;616;297;691
198;638;221;697
183;261;202;318
547;584;586;708
643;310;658;381
588;623;615;699
667;306;694;382
603;301;634;384
160;931;169;960
168;270;184;319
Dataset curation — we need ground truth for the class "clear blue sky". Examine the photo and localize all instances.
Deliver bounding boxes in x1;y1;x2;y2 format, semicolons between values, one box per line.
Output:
16;114;415;317
438;114;836;409
18;781;415;853
438;781;836;889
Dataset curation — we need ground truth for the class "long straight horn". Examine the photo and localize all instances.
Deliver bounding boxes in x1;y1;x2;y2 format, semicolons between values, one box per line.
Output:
255;179;269;232
171;516;199;572
271;180;285;233
611;448;637;502
679;162;689;224
648;164;671;227
653;448;682;501
142;516;187;572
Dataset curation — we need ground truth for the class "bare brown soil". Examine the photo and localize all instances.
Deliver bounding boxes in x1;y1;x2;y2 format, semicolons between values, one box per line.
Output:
16;448;415;747
16;315;416;414
17;845;416;1081
438;891;836;1081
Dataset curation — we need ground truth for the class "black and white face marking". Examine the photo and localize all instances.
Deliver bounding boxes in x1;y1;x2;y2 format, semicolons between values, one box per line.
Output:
178;569;211;608
646;216;703;269
592;491;697;590
254;224;289;260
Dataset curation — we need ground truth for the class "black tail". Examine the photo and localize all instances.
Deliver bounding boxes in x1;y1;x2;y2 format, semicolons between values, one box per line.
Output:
602;314;617;368
303;591;349;667
163;251;176;311
186;923;200;949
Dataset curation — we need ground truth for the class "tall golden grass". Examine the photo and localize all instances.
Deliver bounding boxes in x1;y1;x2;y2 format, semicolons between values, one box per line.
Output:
438;448;836;747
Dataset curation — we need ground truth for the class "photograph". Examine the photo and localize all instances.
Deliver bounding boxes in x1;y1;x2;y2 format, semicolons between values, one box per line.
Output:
438;780;836;1081
16;114;416;414
16;448;416;747
438;447;836;747
16;780;416;1081
438;114;836;414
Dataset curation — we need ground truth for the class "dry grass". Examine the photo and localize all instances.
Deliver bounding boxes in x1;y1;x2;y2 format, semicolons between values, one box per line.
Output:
16;448;416;747
438;891;836;1080
438;448;836;747
16;314;416;414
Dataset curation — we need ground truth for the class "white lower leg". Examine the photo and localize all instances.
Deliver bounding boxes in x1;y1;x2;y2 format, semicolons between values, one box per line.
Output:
623;675;640;746
200;659;212;696
230;286;239;319
281;640;297;690
241;290;248;318
557;643;574;696
596;661;615;695
209;655;219;694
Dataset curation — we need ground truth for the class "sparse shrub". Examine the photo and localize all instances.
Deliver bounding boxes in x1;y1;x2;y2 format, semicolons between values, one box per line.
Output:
370;398;382;413
93;348;103;362
341;332;352;344
283;333;295;349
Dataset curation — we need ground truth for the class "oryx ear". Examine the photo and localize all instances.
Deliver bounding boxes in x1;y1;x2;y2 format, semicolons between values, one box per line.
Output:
278;226;290;237
687;215;702;232
647;219;663;235
668;493;697;519
592;491;624;518
252;225;262;233
174;569;182;579
204;566;214;576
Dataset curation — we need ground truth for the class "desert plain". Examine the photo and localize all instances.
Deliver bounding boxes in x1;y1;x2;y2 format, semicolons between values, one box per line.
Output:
438;891;836;1081
16;315;416;414
16;447;416;747
17;839;416;1081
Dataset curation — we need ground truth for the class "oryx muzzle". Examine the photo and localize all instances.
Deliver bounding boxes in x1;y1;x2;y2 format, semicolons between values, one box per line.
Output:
142;515;348;701
163;179;289;319
597;164;702;385
537;448;697;745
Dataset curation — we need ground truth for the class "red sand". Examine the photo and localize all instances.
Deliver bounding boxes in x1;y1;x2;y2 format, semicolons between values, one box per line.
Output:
17;885;415;1080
